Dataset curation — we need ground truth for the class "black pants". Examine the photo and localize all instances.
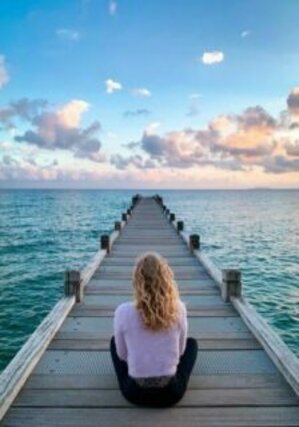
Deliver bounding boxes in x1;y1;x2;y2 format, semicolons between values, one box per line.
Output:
110;336;198;407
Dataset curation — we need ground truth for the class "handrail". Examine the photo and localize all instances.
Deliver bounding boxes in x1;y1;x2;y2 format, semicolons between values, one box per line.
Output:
159;198;299;397
0;296;75;420
0;195;139;421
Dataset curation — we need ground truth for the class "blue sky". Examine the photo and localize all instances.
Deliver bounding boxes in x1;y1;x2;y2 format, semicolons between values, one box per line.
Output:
0;0;299;188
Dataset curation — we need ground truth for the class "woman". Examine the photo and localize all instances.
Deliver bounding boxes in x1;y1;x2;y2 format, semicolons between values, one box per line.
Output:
110;252;198;407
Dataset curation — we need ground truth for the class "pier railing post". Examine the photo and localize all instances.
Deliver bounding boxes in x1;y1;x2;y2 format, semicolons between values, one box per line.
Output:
64;270;83;303
132;194;141;207
169;213;175;222
114;221;121;231
189;234;200;251
177;220;184;233
101;234;111;253
221;269;242;302
122;212;127;222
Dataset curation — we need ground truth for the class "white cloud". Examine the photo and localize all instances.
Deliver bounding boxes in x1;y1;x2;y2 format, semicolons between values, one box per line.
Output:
132;88;152;97
58;100;89;127
201;51;224;65
109;0;117;15
189;93;201;99
105;78;122;94
0;55;9;89
145;122;161;134
241;30;251;38
56;28;80;41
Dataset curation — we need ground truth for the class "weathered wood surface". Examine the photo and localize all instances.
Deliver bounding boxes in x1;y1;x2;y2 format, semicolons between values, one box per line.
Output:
1;196;298;426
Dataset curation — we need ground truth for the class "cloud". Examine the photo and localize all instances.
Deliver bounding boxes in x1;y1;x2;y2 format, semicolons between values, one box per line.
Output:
285;141;299;157
123;109;150;118
109;0;117;15
241;30;251;38
0;98;48;129
105;78;122;93
132;88;152;97
9;99;105;162
287;87;299;118
111;154;156;170
189;93;201;99
201;51;224;65
263;156;299;174
0;55;9;89
186;103;199;117
56;28;80;41
145;122;161;134
120;88;299;174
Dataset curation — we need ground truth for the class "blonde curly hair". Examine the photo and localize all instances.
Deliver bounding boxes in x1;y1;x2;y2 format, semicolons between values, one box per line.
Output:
133;252;180;330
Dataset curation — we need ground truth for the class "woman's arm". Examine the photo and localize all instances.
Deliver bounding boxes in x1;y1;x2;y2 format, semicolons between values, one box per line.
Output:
179;301;188;355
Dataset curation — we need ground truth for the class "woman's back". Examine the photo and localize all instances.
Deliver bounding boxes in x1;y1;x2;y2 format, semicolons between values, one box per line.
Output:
110;252;198;407
114;300;187;378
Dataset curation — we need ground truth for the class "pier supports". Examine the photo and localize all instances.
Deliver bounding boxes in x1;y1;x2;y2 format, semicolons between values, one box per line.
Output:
177;220;184;233
190;234;200;251
221;269;242;302
132;194;141;207
122;213;127;222
101;234;111;253
169;213;176;222
64;270;83;302
114;221;121;231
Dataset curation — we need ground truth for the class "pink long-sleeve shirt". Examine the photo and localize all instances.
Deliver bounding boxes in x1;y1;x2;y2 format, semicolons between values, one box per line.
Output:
113;300;188;378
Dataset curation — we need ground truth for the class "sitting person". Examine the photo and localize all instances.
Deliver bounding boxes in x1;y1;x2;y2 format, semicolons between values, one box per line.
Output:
110;252;198;407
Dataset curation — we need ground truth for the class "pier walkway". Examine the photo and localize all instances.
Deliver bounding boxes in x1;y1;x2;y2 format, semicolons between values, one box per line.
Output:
0;196;298;426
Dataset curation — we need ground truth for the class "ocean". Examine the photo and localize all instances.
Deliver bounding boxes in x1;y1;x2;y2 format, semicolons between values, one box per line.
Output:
0;189;298;372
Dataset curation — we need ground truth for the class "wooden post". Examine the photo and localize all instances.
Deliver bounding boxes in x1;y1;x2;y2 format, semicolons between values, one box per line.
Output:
190;234;200;251
165;208;170;217
177;220;184;232
114;221;121;231
64;270;83;303
222;269;242;302
101;234;111;253
127;208;131;216
122;213;127;222
132;194;141;207
169;213;175;222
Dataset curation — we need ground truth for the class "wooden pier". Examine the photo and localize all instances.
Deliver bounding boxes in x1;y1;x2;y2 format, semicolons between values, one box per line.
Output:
0;195;299;426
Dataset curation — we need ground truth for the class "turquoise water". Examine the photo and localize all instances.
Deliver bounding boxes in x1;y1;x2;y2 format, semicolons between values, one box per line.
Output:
0;189;298;372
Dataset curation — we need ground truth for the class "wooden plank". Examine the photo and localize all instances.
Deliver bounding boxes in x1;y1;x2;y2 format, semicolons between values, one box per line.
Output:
70;305;238;317
83;294;228;307
87;278;217;288
13;388;299;408
84;288;219;296
96;265;207;274
58;316;251;336
3;407;299;427
24;373;288;390
32;349;277;376
49;337;261;351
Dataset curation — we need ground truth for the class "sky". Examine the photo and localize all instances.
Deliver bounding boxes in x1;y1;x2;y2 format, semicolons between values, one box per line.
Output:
0;0;299;189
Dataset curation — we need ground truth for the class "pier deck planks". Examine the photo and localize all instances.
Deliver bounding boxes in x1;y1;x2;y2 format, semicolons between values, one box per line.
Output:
1;197;298;426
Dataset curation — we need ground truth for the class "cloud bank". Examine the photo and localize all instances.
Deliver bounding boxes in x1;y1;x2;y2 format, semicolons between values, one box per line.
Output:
116;88;299;174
